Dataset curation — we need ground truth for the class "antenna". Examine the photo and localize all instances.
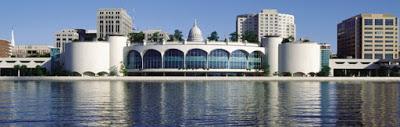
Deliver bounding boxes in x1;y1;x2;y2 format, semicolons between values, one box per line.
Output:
11;28;15;47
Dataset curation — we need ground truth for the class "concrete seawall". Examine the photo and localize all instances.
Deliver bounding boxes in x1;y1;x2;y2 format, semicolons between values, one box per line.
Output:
0;76;399;82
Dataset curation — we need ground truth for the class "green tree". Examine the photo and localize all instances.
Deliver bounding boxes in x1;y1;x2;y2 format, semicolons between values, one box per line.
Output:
173;29;184;41
282;36;295;43
20;65;28;76
128;32;145;43
33;65;47;76
229;32;238;42
207;31;219;41
317;66;331;77
377;65;390;77
241;31;258;43
119;62;128;76
13;65;21;76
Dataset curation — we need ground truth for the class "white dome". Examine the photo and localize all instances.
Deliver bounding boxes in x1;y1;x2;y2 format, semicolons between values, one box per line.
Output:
187;20;204;42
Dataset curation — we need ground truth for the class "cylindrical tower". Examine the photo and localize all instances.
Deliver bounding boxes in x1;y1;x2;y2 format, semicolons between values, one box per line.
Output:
262;36;283;76
64;42;110;75
278;42;321;76
109;35;128;76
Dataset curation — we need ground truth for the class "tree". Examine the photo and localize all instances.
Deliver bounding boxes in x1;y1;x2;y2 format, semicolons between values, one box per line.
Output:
128;32;145;43
229;32;238;42
20;65;28;76
13;65;21;77
377;65;390;77
241;31;258;43
173;29;184;41
282;36;295;43
119;62;128;76
33;65;47;76
317;66;331;76
207;31;219;41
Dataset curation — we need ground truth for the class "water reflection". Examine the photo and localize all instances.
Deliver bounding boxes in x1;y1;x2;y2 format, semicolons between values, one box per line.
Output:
0;81;398;126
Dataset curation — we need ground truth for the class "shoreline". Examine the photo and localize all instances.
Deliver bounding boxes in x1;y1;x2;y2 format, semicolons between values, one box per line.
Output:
0;76;399;82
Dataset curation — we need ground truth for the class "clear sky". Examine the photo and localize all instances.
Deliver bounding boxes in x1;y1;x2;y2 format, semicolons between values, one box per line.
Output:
0;0;399;53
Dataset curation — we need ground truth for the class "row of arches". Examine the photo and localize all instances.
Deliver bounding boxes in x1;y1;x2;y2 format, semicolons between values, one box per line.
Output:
127;49;264;70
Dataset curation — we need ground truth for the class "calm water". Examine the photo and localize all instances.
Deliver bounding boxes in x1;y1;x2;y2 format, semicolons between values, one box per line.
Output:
0;81;399;126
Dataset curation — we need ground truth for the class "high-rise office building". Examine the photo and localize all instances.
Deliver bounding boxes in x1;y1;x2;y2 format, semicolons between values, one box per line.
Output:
97;8;133;40
337;14;399;59
55;29;87;53
236;9;296;42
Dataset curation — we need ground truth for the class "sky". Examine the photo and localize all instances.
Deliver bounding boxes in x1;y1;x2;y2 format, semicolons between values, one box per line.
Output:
0;0;399;53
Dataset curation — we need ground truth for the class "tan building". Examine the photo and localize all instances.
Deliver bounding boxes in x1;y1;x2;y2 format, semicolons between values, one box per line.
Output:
12;45;51;58
338;14;399;59
142;29;170;42
97;8;133;40
236;9;296;42
0;40;11;57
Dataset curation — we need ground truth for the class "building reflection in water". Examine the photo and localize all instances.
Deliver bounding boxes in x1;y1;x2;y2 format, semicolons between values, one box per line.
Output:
0;81;399;126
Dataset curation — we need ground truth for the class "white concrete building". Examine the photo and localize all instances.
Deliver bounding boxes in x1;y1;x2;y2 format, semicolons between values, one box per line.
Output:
12;45;51;58
142;29;170;42
278;41;321;76
237;9;296;42
63;36;127;76
97;8;133;40
55;29;85;53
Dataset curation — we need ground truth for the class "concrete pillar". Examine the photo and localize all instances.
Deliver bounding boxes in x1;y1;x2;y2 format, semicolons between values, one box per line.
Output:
262;36;283;76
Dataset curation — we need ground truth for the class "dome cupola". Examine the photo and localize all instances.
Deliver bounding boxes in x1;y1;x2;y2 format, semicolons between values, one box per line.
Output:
187;20;204;42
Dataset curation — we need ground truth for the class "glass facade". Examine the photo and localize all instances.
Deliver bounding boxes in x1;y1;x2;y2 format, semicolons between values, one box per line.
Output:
164;49;184;68
127;50;142;69
209;49;229;69
248;51;263;69
364;19;373;25
186;49;207;69
321;49;330;67
143;49;162;69
230;50;248;69
127;49;265;70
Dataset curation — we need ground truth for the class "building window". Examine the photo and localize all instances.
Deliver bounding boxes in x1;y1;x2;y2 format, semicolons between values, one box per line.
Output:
364;19;373;25
375;19;383;25
230;50;248;69
127;50;142;69
186;49;207;69
385;54;393;60
375;54;383;59
249;51;263;69
164;49;184;69
209;49;229;69
364;54;372;59
385;19;394;26
143;49;162;69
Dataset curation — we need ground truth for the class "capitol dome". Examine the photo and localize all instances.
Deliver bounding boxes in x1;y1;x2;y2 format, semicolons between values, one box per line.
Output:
187;20;204;42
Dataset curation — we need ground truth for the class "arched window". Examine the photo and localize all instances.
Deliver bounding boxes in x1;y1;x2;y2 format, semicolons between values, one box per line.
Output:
164;49;184;68
186;49;207;69
143;49;162;69
230;50;248;69
209;49;229;69
127;50;142;69
249;51;263;69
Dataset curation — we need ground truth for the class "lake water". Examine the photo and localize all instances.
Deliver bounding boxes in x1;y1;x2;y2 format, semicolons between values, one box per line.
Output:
0;81;399;126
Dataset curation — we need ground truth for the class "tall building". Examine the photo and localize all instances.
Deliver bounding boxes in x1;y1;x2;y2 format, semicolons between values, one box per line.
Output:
0;40;11;57
97;8;133;40
55;29;97;53
320;43;331;67
236;9;296;42
337;14;399;59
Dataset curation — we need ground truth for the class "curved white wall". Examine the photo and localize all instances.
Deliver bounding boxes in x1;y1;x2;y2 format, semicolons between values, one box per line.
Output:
109;36;127;76
278;43;321;75
64;42;110;75
262;37;282;76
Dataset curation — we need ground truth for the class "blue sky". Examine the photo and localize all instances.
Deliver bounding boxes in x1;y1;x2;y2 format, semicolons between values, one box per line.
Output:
0;0;399;53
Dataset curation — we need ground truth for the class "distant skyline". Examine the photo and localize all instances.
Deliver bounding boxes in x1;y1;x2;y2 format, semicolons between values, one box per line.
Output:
0;0;399;53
